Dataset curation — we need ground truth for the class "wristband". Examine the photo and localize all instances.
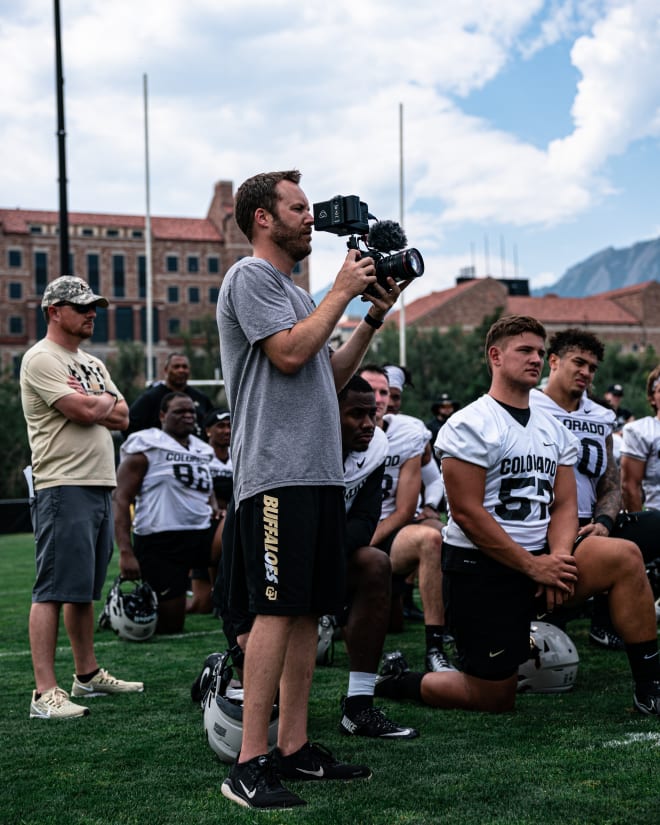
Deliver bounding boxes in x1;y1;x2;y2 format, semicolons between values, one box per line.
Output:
105;389;119;406
363;313;383;330
594;514;614;533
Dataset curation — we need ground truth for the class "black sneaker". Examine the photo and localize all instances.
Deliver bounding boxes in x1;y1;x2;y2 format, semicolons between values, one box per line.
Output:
403;604;425;622
425;648;457;673
221;753;306;809
633;680;660;716
589;625;625;651
339;697;418;739
274;741;372;781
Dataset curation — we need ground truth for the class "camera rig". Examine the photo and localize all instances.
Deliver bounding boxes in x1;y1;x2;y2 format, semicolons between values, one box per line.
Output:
313;195;424;292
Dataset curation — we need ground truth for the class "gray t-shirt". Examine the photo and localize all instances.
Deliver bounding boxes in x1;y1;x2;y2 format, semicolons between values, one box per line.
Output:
217;256;343;504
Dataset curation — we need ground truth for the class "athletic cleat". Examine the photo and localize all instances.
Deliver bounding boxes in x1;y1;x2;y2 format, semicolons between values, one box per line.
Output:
403;604;425;622
30;687;90;719
339;697;418;739
273;741;372;781
633;680;660;716
379;650;411;678
221;753;306;809
374;651;413;700
71;668;144;697
425;648;457;673
589;625;625;651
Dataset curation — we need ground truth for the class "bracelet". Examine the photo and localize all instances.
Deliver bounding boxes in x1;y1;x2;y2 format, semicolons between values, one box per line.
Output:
594;514;615;533
105;389;119;406
363;313;383;330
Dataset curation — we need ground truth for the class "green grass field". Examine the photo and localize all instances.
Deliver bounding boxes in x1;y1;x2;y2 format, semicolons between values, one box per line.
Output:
1;531;659;825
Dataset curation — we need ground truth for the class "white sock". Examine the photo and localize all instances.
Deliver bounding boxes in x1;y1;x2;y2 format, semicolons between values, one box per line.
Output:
347;671;377;697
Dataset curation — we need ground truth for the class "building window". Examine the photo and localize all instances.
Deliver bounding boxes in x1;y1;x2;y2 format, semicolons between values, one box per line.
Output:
132;229;143;239
167;286;179;303
168;318;181;335
8;249;22;268
93;307;108;342
9;317;23;335
209;286;219;303
138;255;146;298
115;307;134;341
208;256;219;274
30;225;43;235
190;319;203;335
106;228;120;238
9;283;22;300
166;255;178;272
87;253;100;294
80;227;94;237
187;255;199;273
140;307;159;343
113;254;125;297
188;287;200;303
35;251;48;295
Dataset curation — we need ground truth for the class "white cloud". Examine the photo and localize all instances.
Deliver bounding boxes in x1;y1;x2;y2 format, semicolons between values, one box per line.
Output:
1;0;660;295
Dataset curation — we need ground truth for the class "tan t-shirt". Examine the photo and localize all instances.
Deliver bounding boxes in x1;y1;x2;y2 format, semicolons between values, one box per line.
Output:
20;338;122;489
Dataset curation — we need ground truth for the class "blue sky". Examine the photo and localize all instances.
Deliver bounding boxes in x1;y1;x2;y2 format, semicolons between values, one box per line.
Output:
1;1;660;305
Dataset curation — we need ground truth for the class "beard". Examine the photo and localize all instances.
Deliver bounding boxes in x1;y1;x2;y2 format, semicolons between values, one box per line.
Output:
271;216;311;263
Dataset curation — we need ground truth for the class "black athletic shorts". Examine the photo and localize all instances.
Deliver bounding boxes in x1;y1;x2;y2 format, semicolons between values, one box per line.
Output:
133;526;213;602
223;486;346;617
442;543;540;681
613;510;660;565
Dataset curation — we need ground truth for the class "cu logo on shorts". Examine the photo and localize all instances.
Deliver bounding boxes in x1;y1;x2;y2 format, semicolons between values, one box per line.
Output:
265;586;277;601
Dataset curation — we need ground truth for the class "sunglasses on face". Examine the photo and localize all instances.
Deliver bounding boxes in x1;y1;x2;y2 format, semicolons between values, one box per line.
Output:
56;302;94;314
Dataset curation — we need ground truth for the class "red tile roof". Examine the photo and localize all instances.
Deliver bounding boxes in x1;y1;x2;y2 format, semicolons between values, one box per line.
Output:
389;280;479;324
0;208;222;242
508;295;638;324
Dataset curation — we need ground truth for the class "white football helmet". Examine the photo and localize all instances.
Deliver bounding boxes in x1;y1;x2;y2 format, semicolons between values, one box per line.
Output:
202;652;278;763
517;621;579;693
98;576;158;641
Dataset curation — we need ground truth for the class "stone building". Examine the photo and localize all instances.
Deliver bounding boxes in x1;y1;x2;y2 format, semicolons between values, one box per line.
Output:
0;180;309;377
387;276;660;353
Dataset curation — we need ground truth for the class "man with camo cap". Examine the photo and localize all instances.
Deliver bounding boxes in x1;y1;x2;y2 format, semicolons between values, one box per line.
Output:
20;276;143;720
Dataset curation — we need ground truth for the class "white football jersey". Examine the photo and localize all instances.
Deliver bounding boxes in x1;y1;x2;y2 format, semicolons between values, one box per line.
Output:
379;413;428;520
621;416;660;510
209;452;234;504
343;426;388;513
120;428;215;534
529;388;615;518
436;394;579;551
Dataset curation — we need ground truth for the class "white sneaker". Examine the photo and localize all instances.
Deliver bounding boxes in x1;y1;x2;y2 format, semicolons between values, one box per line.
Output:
30;687;90;719
71;668;144;697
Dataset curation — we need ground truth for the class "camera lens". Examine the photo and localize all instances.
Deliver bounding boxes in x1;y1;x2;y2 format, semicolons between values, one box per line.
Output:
377;248;425;283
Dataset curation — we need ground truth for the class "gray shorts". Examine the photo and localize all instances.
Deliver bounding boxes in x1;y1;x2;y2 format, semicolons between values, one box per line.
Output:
31;486;114;603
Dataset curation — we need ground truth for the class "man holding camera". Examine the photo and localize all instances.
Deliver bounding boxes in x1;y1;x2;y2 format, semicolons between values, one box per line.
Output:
217;170;406;810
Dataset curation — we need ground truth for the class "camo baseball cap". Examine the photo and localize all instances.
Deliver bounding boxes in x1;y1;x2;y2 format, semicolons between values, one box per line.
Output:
41;276;109;309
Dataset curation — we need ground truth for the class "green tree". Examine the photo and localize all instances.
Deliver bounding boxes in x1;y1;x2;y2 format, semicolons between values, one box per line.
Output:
365;309;501;419
0;372;31;498
105;341;146;406
364;311;658;422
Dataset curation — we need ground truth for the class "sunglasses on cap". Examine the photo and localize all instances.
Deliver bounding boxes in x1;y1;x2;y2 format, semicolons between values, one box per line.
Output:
56;302;95;314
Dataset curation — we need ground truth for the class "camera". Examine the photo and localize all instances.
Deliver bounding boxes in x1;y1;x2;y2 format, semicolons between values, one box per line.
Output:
313;195;424;293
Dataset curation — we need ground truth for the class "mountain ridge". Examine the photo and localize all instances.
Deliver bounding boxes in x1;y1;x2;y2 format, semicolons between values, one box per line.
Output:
534;235;660;297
